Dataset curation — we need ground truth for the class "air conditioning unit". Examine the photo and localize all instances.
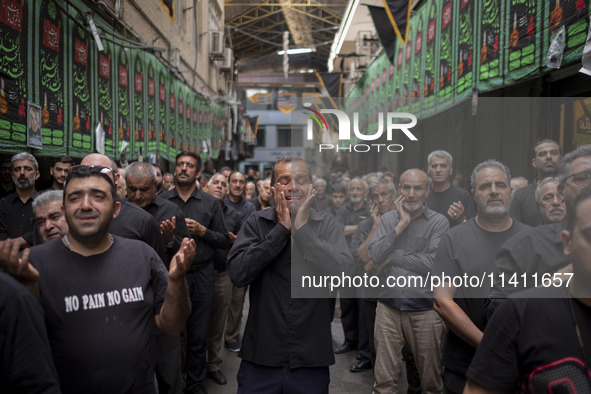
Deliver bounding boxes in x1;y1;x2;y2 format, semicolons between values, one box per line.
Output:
209;31;224;58
221;48;233;70
348;62;356;80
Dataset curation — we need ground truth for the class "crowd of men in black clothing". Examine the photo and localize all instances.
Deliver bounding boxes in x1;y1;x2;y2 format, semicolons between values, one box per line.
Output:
0;139;590;394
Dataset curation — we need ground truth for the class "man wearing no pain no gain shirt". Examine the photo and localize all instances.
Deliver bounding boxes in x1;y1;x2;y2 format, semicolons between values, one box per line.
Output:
0;165;196;394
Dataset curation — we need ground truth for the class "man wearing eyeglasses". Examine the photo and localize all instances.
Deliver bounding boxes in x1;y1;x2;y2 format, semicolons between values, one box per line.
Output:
162;151;230;394
510;139;561;227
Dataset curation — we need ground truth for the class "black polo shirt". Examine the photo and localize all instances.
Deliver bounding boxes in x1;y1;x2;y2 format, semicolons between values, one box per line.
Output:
163;187;229;269
0;190;39;245
142;195;190;267
224;195;256;224
227;207;353;368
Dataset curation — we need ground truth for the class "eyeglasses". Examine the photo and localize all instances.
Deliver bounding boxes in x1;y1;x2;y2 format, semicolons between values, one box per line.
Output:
565;171;591;187
66;165;116;188
70;165;113;175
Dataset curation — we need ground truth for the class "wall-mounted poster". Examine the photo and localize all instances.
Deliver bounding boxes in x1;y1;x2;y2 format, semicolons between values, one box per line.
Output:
169;79;178;158
478;0;504;91
116;43;131;158
39;0;67;155
132;50;145;159
411;10;425;115
158;64;169;160
423;0;438;116
543;0;590;68
504;0;542;83
457;0;476;98
437;0;455;111
27;102;42;149
97;42;115;157
0;0;29;152
146;55;157;157
70;14;93;155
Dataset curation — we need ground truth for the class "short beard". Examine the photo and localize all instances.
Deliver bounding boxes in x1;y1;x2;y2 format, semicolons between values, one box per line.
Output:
482;205;509;217
13;176;35;190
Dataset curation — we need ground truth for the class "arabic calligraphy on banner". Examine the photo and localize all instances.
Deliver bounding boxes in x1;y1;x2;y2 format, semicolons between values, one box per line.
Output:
0;0;28;152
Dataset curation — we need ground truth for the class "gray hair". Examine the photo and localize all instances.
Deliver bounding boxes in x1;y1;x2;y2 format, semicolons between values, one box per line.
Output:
33;190;63;212
368;177;396;196
208;173;227;187
314;178;327;187
428;150;453;167
535;177;560;202
125;161;157;184
558;145;591;184
11;152;38;172
348;177;368;193
470;159;512;189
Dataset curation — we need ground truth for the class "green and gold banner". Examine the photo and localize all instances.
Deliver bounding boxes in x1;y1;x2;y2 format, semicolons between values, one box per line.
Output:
0;0;29;152
457;0;476;98
504;0;542;84
478;0;504;91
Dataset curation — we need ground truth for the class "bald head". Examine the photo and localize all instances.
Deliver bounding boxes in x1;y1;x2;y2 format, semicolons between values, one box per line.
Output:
81;153;118;185
81;153;111;168
398;169;430;215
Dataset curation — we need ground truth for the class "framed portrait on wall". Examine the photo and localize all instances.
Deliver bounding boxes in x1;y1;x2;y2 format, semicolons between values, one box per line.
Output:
27;102;43;149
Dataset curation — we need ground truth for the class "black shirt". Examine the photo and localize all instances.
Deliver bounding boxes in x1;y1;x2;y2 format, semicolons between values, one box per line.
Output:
467;286;591;393
224;195;256;224
30;236;169;394
337;200;370;248
164;187;230;268
0;190;39;245
214;202;240;272
426;184;476;228
110;200;167;263
0;184;14;199
510;181;543;227
311;195;331;211
143;195;191;267
433;218;529;375
227;207;353;368
0;270;61;394
486;220;569;319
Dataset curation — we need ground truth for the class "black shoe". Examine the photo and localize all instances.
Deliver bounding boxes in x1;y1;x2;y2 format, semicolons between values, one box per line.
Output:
224;341;241;352
207;370;227;385
185;383;208;394
356;352;362;360
335;343;356;354
350;358;372;372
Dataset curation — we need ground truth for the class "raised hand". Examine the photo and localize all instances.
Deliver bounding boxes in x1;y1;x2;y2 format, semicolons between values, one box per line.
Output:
169;238;196;281
160;217;177;245
272;185;291;231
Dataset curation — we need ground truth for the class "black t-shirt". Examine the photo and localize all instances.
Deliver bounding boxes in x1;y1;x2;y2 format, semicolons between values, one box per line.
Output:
433;218;529;375
510;181;543;227
30;236;169;394
0;271;60;393
110;200;167;263
467;286;591;393
426;184;476;228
